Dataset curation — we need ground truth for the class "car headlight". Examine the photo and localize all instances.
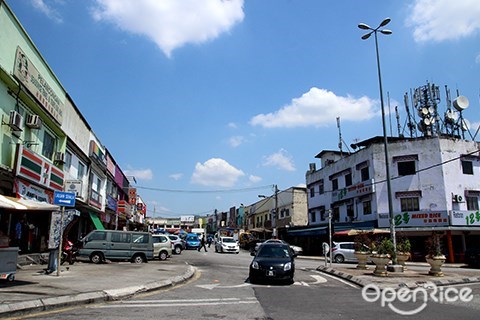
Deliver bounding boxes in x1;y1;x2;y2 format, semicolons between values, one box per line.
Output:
252;261;259;269
283;262;292;271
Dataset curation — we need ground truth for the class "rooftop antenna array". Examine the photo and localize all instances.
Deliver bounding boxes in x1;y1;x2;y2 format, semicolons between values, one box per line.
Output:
413;82;440;137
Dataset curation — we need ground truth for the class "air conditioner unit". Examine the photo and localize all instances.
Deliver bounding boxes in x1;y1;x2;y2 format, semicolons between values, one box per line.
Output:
26;114;41;129
54;152;65;163
9;110;24;131
453;194;463;203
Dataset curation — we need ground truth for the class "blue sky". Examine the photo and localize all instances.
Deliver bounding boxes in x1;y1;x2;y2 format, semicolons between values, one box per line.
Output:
9;0;480;218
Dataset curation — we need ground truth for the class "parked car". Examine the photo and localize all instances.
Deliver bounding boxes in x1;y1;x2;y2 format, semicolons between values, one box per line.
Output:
464;247;480;267
78;230;153;264
330;242;357;263
167;234;186;254
215;236;240;254
185;233;200;250
249;242;296;284
152;234;172;260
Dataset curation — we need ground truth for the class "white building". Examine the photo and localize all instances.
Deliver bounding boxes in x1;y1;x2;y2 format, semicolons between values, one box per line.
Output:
305;135;480;262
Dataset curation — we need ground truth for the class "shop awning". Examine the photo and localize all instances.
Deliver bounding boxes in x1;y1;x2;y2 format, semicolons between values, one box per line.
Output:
89;212;105;230
287;226;328;237
0;195;59;210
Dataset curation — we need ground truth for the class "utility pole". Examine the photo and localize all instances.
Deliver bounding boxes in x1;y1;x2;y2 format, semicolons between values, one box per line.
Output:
273;184;278;238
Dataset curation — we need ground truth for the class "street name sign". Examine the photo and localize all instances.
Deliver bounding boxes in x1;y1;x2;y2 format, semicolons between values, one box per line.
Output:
53;191;76;207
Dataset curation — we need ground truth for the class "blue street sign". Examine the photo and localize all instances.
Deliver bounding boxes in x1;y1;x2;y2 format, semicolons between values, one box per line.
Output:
53;191;76;207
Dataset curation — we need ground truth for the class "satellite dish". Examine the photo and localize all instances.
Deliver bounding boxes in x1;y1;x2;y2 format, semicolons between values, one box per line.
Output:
453;96;469;111
423;118;431;126
445;109;458;122
428;107;435;114
429;117;436;124
462;118;470;131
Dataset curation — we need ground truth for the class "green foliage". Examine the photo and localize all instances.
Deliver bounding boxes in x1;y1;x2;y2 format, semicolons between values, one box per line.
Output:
354;233;372;253
375;237;395;256
425;233;443;257
396;234;411;253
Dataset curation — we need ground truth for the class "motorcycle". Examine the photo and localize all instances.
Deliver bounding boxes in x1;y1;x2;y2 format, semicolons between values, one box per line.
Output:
60;240;78;265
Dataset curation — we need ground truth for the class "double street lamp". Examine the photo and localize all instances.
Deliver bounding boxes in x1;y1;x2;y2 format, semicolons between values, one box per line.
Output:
358;18;397;264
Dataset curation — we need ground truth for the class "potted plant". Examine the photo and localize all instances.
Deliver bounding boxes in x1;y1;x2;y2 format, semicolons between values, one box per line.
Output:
396;235;411;270
370;237;394;277
353;233;372;270
425;233;446;276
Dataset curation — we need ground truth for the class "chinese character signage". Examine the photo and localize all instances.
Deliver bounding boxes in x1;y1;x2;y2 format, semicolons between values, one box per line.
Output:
378;211;449;228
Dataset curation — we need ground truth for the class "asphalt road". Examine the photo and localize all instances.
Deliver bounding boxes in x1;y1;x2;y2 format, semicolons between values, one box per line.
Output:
15;249;480;320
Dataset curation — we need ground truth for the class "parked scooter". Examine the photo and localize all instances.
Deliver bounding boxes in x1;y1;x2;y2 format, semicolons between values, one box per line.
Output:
61;240;78;265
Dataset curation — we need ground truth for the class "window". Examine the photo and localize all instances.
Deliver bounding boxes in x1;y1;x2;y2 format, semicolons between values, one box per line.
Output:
347;204;354;217
77;162;85;179
42;131;55;160
310;187;315;198
285;208;290;217
398;161;416;176
87;231;106;241
111;232;131;243
345;173;352;187
462;160;474;175
333;207;340;222
319;207;326;220
361;167;370;181
400;197;419;211
318;180;324;194
466;196;479;211
152;235;167;243
363;201;372;215
332;178;338;191
310;211;316;223
65;151;72;170
134;234;150;243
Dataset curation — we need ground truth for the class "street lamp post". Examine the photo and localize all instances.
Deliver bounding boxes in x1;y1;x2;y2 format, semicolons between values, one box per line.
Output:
358;18;397;265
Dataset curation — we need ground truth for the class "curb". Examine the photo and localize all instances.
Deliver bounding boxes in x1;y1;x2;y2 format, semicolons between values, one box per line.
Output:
0;265;196;318
316;265;480;290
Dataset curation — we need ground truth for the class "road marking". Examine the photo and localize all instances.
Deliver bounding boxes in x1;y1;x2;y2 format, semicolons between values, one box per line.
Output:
196;283;251;290
94;297;258;308
314;270;359;288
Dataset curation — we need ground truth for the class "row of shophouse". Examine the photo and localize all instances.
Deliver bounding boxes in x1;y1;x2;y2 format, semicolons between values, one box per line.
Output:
0;2;146;254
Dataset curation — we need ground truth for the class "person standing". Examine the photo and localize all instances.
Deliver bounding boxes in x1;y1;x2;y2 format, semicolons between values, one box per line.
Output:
198;235;207;252
15;218;24;251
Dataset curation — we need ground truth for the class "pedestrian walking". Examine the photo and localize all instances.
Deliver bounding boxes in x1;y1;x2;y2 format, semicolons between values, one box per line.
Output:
198;236;207;252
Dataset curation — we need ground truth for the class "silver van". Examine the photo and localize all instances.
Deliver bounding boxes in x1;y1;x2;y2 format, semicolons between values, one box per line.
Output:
78;230;154;264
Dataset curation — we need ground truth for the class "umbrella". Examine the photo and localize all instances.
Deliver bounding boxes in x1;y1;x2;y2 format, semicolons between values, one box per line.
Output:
334;228;390;236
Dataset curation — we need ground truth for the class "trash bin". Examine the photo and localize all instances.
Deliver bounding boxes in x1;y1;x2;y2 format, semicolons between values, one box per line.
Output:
0;247;19;282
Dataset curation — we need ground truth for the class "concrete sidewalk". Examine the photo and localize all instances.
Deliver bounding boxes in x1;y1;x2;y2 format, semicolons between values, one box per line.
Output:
0;259;195;318
314;260;480;289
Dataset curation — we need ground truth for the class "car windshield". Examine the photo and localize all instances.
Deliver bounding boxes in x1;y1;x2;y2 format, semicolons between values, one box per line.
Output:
223;238;236;243
258;246;291;258
187;236;198;241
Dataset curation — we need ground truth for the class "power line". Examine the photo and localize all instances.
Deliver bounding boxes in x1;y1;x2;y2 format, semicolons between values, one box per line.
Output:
134;184;274;194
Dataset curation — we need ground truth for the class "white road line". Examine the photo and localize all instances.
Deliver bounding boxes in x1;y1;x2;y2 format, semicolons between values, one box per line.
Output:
120;297;257;304
94;298;258;308
314;271;359;288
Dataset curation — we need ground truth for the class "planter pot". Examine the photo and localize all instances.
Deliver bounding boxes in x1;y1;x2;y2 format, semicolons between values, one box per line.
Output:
396;252;411;270
370;254;391;277
354;251;370;270
426;255;446;277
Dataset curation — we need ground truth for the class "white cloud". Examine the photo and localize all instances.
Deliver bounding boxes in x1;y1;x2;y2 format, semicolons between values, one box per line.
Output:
262;149;295;172
123;168;153;180
169;173;183;181
227;122;238;129
31;0;63;23
250;87;377;128
407;0;480;42
249;175;262;183
191;158;245;187
229;135;245;147
91;0;245;57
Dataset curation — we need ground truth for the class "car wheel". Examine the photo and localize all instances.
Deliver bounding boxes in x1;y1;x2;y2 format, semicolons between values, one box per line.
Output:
7;274;14;282
90;252;103;264
159;251;168;261
334;254;345;263
174;246;182;254
132;254;145;264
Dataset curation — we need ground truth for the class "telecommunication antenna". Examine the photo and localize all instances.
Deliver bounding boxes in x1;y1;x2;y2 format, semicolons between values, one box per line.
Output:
403;92;416;137
336;117;351;156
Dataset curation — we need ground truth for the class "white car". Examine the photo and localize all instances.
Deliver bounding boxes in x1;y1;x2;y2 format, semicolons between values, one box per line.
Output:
215;236;240;254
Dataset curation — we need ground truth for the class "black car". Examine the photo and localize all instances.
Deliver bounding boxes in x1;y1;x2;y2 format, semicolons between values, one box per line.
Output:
249;243;296;284
464;248;480;267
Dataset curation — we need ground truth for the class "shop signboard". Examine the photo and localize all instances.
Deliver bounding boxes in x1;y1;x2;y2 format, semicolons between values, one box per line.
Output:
451;210;480;226
378;210;449;228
